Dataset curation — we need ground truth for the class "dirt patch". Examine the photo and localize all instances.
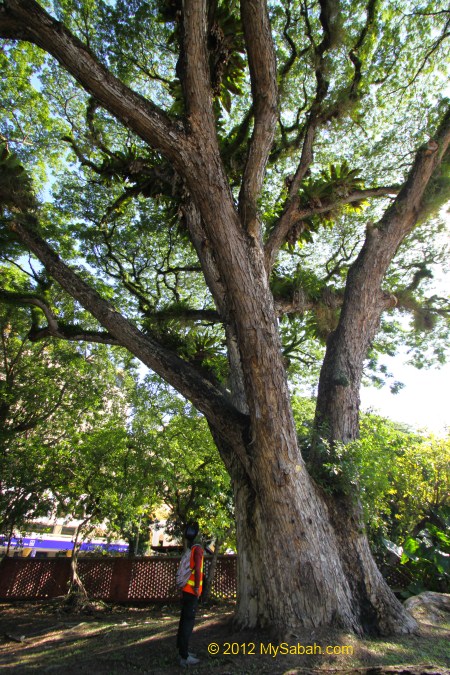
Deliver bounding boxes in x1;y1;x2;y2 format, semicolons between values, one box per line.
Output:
0;600;449;674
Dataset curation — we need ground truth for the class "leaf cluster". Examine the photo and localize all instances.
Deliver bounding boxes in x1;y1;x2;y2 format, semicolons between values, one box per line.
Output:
0;142;37;213
399;521;450;595
284;161;368;248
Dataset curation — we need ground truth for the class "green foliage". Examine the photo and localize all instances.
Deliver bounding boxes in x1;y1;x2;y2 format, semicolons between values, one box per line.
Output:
0;142;36;213
300;161;365;209
399;522;450;595
210;2;246;112
130;374;235;548
53;422;158;553
349;416;450;541
342;416;449;593
0;299;141;539
283;162;368;249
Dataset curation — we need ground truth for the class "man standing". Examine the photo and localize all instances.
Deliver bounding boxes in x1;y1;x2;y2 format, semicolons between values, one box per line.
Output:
177;522;204;667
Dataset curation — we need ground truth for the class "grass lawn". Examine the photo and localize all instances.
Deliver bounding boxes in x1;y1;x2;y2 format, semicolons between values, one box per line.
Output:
0;599;448;674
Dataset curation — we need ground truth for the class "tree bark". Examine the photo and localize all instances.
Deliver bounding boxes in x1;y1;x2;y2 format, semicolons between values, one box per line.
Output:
213;431;417;638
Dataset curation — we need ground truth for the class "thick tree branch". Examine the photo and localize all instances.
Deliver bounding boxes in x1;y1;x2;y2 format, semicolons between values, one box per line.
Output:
314;108;450;444
6;218;249;441
378;112;450;248
351;111;450;309
0;0;189;163
279;2;307;80
317;0;341;53
347;0;377;101
0;288;59;332
181;197;229;321
261;0;330;263
266;0;378;270
265;186;399;270
181;0;216;137
0;286;124;344
238;0;278;236
28;324;120;345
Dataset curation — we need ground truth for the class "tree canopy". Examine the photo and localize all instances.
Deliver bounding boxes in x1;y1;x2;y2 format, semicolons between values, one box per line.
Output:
0;302;233;561
1;0;448;398
131;375;234;547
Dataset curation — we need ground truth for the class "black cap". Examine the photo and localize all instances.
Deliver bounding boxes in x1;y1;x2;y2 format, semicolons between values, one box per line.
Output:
185;521;199;541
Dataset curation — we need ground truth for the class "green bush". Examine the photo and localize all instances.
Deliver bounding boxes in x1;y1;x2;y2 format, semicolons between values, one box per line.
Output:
400;521;450;595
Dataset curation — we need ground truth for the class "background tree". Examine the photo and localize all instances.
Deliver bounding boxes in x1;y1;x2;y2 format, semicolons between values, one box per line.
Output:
0;291;127;546
51;422;159;596
341;414;450;595
131;375;235;562
1;0;449;636
353;416;449;544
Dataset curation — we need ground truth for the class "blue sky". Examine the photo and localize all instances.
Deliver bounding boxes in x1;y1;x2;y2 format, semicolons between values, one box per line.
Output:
361;357;449;434
361;205;449;436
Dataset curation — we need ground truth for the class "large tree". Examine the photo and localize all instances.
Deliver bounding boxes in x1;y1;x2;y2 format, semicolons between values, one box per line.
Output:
1;0;449;636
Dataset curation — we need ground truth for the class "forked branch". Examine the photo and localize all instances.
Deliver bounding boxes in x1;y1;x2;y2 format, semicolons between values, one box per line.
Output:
238;0;278;236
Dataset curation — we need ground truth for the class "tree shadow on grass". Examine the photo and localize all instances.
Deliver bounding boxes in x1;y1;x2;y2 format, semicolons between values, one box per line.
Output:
0;602;448;674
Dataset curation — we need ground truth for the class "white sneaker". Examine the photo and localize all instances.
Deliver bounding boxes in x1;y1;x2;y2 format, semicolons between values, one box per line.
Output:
179;654;200;666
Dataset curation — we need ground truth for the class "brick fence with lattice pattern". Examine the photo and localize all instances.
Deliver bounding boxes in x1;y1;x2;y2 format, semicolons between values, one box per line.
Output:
0;556;237;602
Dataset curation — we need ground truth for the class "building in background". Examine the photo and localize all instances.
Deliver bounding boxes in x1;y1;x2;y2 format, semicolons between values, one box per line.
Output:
0;514;181;558
0;517;128;558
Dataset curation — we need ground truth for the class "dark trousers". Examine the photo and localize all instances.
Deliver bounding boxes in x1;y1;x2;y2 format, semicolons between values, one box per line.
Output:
176;591;199;658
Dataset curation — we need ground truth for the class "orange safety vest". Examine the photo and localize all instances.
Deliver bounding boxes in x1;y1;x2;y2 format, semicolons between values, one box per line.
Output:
182;544;204;596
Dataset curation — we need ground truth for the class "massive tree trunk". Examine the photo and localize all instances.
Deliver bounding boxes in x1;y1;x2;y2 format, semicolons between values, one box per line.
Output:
213;428;416;637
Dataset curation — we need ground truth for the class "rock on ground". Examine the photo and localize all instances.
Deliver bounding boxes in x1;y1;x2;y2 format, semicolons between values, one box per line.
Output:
404;592;450;624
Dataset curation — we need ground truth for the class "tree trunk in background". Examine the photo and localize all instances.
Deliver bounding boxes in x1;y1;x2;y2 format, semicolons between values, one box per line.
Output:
5;522;14;558
67;521;91;600
202;537;222;603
